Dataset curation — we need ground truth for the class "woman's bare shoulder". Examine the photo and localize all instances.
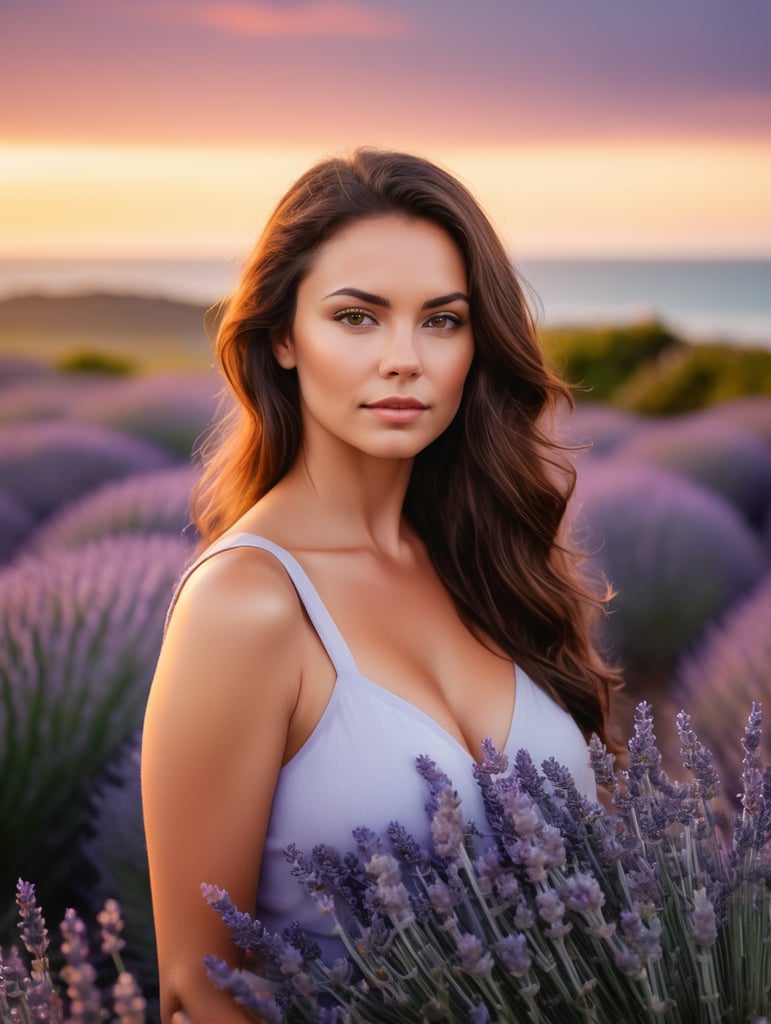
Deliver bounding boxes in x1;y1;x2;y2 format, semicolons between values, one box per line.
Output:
155;542;304;716
171;542;301;639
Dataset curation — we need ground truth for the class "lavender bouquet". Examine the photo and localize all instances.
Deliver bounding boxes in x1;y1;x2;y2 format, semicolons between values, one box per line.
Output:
0;882;145;1024
204;703;771;1023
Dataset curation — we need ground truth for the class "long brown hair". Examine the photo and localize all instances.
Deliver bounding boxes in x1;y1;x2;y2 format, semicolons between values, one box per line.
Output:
194;148;619;745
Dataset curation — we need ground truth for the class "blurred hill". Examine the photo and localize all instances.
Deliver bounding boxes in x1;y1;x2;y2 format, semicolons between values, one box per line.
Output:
0;293;212;371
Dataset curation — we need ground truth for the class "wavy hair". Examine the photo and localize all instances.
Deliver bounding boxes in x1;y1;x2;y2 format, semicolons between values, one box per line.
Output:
194;148;619;745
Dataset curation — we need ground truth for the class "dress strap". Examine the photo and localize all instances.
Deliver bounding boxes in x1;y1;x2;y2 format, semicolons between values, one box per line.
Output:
165;532;358;677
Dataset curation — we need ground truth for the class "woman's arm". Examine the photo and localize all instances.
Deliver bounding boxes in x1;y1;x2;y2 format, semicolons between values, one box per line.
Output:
142;549;303;1023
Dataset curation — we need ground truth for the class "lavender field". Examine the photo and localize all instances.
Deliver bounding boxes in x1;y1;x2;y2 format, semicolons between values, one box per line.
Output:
1;340;770;1004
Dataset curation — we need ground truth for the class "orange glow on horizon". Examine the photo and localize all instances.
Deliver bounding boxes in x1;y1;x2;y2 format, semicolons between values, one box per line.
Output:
190;1;410;37
2;140;770;259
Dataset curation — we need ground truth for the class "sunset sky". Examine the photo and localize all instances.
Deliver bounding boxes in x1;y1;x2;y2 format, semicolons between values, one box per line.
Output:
3;0;771;258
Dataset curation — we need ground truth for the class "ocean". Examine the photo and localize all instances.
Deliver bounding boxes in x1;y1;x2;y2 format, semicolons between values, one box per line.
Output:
0;257;769;348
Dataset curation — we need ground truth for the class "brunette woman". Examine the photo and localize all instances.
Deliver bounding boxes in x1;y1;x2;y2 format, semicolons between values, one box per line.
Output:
142;148;617;1024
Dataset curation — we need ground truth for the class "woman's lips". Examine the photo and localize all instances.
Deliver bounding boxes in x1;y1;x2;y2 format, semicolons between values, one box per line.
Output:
364;397;427;423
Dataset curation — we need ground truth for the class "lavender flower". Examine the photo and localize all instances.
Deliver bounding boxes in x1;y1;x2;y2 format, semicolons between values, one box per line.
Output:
429;786;466;862
562;872;605;917
16;880;49;963
494;933;532;977
59;908;102;1024
111;972;146;1024
690;888;718;948
454;932;493;979
588;734;617;792
675;711;722;800
97;900;126;965
535;889;572;939
204;955;282;1024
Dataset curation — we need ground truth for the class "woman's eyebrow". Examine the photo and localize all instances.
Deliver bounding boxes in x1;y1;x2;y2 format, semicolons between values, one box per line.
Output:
324;287;390;307
323;288;470;309
422;291;470;310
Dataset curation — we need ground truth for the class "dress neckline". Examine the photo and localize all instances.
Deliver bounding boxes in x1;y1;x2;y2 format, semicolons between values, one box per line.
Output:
186;531;520;765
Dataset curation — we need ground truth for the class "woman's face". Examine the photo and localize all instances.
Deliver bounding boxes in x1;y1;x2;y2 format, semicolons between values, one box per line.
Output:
272;214;474;463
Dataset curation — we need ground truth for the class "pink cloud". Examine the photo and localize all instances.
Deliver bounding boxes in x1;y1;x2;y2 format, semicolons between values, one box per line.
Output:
187;1;409;38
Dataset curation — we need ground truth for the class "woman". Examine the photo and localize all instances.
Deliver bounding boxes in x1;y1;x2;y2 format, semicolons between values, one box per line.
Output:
142;148;618;1024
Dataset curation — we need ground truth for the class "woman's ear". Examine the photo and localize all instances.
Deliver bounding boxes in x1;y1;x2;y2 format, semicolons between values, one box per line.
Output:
271;331;297;369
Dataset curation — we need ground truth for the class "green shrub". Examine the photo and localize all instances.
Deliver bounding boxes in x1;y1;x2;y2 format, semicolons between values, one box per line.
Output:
55;350;138;375
540;320;681;402
616;342;771;415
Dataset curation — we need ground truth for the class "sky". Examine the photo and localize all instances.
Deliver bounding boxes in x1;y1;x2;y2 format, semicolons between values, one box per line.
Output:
2;0;771;258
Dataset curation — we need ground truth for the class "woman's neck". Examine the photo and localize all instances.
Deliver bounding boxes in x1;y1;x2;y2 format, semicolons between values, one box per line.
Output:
258;441;416;558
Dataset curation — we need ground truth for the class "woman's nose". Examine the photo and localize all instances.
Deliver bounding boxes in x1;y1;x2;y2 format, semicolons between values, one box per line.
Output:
378;325;422;378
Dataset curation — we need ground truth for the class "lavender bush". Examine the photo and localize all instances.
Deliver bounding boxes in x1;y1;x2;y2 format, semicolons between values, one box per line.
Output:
0;489;33;564
0;355;52;388
205;703;771;1023
690;396;771;448
672;573;771;805
0;534;188;938
0;420;173;524
614;414;771;527
75;373;221;458
84;734;157;995
556;403;643;456
24;465;199;557
0;880;145;1024
0;374;126;425
575;460;767;692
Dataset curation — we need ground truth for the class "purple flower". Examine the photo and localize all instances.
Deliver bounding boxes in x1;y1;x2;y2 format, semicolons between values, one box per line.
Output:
432;794;466;863
614;945;643;977
455;933;493;979
536;889;571;938
201;884;286;970
589;734;617;792
675;712;721;799
365;852;415;927
562;872;605;916
427;880;459;917
620;910;662;963
60;908;102;1024
112;971;146;1024
469;1002;491;1023
97;898;126;961
495;933;532;977
386;821;430;870
204;955;282;1024
15;880;49;962
627;702;662;781
690;888;718;948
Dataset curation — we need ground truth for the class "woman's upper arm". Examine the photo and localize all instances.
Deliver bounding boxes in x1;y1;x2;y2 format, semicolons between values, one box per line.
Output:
141;549;302;1023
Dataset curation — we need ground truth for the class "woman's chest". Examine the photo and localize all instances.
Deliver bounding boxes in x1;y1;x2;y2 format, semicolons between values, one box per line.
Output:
299;554;516;759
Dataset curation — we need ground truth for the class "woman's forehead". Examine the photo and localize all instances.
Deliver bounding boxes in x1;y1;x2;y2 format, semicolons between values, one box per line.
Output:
301;215;468;298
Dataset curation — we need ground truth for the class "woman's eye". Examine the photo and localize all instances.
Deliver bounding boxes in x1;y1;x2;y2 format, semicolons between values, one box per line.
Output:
425;313;461;330
334;309;373;327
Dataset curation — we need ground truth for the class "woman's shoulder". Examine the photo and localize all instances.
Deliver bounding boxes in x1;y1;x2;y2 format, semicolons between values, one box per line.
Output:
167;536;304;656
